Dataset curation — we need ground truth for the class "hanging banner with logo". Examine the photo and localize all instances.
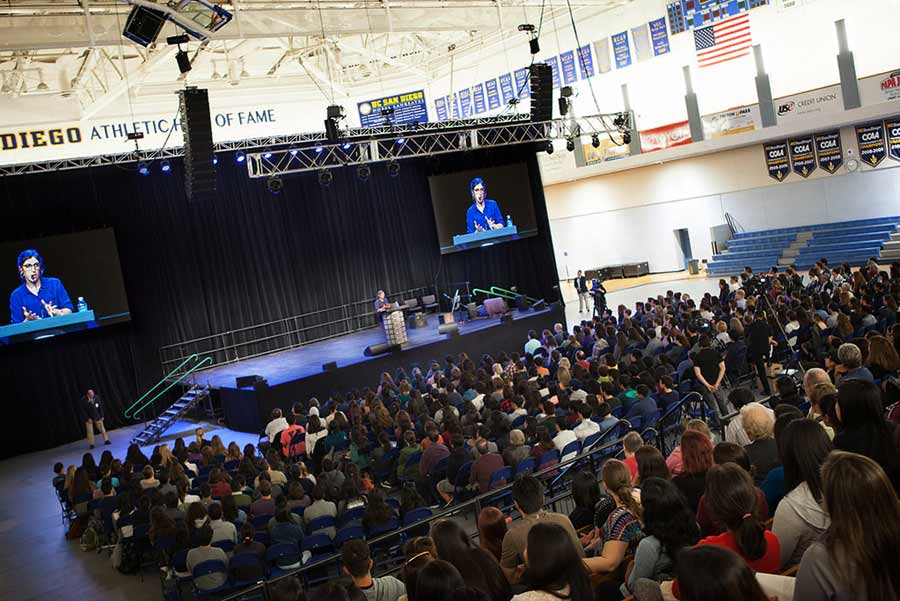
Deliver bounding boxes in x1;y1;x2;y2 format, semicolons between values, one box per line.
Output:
701;105;759;138
814;131;843;174
485;79;501;110
357;90;428;127
545;57;561;88
612;31;632;69
639;121;691;152
435;97;448;121
632;24;652;61
513;68;531;98
774;84;842;125
650;17;670;56
559;51;578;84
856;121;887;167
859;69;900;105
594;38;612;73
885;119;900;162
499;73;515;104
472;84;486;114
788;136;816;178
577;45;594;78
764;140;790;182
458;88;472;118
449;94;460;119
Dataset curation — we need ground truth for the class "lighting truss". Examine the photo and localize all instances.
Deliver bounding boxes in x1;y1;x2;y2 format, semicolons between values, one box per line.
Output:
0;114;538;177
246;112;631;178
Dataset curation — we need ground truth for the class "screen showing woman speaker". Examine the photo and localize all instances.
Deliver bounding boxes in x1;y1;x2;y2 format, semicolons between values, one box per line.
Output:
428;162;539;254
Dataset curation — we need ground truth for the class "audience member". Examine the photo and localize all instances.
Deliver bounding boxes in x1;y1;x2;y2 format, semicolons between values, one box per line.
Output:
741;404;780;484
432;519;511;601
674;546;769;601
620;432;643;480
584;460;643;584
672;430;713;513
341;539;406;601
186;523;228;591
415;560;465;601
477;507;508;563
512;522;593;601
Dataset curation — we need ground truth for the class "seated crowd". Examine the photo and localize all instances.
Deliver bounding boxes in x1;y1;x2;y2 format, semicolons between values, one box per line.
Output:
53;257;900;601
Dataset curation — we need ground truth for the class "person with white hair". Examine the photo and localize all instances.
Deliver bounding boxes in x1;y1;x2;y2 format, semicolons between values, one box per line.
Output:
742;404;779;484
835;343;874;384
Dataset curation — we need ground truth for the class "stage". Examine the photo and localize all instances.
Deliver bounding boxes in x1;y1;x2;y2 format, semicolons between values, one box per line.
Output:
202;304;564;433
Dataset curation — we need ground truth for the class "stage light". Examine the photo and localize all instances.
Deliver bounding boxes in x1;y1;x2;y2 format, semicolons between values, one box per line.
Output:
566;138;575;152
160;159;171;173
357;164;371;181
318;170;333;187
545;140;554;154
342;142;352;150
137;162;150;176
591;134;600;148
396;137;406;145
315;146;324;153
622;132;632;145
212;156;218;165
289;149;298;156
387;161;401;177
267;176;283;195
175;49;192;74
263;148;273;159
235;150;246;163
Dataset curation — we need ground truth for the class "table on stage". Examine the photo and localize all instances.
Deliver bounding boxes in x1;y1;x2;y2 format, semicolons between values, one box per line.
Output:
0;310;96;344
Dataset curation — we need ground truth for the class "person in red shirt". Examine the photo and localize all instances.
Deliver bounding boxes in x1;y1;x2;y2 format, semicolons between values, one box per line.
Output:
278;415;306;459
672;463;781;598
621;431;643;481
208;468;232;499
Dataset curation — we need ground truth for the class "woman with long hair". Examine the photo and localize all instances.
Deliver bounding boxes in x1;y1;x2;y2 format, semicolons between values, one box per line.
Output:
622;477;699;596
672;430;714;513
402;537;437;601
634;446;671;485
226;441;242;462
81;452;99;481
362;488;396;534
569;470;603;531
675;546;769;601
158;444;177;469
795;451;900;601
512;522;593;601
477;507;508;563
584;460;643;579
772;419;832;568
68;466;93;502
865;335;900;380
834;379;900;491
431;520;511;601
416;560;465;601
209;435;227;457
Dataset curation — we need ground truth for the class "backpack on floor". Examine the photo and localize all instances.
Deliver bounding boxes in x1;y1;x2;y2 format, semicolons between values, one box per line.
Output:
80;525;99;552
115;540;141;574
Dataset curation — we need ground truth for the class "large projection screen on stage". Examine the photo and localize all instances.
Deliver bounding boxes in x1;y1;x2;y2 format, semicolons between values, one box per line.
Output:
1;228;131;342
429;162;539;255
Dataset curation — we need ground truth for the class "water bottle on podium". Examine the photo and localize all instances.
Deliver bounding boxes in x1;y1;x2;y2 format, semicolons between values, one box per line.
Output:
77;297;88;313
506;214;513;228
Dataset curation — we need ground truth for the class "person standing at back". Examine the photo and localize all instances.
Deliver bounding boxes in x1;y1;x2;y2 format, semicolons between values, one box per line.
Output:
574;271;590;314
80;389;110;449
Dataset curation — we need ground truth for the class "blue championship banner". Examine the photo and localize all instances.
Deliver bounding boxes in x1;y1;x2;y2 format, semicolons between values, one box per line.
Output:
546;57;561;88
560;51;578;84
612;31;632;69
764;140;790;182
435;97;448;121
577;45;594;78
485;79;501;110
472;84;486;114
449;94;460;119
458;87;472;118
788;136;816;178
886;118;900;162
514;68;531;98
814;131;842;174
650;17;670;55
357;89;428;127
856;121;887;167
499;73;515;104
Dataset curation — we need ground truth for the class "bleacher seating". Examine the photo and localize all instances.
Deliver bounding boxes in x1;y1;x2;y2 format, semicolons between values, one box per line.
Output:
707;215;900;276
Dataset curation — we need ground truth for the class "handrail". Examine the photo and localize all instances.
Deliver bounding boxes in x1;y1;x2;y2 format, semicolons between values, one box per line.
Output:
473;287;512;300
124;354;212;419
490;286;540;304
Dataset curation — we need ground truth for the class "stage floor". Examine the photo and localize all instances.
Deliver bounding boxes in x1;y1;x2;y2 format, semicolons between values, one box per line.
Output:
196;307;554;389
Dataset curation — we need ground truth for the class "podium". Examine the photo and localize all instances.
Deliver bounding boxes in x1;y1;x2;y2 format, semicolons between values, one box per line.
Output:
383;308;408;346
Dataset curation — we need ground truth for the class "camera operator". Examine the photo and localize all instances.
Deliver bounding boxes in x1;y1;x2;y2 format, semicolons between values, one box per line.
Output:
746;311;775;395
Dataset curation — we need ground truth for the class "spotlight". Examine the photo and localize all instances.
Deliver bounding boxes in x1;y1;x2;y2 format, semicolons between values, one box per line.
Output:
175;49;192;74
289;149;298;156
591;134;600;149
263;148;273;159
613;112;629;129
160;160;171;173
315;146;324;153
545;140;554;154
267;176;283;195
235;150;246;163
396;137;406;145
622;132;632;145
357;164;371;181
212;156;218;165
566;138;575;152
387;161;401;177
318;170;333;187
342;142;352;150
137;162;150;176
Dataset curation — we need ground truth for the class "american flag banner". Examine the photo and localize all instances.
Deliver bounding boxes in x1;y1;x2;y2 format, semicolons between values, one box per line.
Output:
694;13;752;68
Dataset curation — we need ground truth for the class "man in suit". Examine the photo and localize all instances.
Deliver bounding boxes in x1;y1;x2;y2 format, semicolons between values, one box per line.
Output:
81;389;110;449
574;270;590;313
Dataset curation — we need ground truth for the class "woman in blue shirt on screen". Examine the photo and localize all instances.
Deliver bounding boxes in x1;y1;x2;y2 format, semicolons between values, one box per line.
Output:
9;249;74;323
465;178;505;233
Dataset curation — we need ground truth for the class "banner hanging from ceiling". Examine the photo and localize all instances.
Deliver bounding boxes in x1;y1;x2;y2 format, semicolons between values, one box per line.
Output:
357;89;429;127
764;140;790;181
814;131;843;174
856;121;887;167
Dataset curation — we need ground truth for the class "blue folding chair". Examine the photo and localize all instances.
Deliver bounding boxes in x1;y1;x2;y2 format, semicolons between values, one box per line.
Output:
334;525;366;547
192;559;231;597
228;553;266;588
212;539;235;554
302;534;336;564
251;514;273;530
266;542;302;578
560;439;581;464
306;515;336;537
513;457;536;478
402;508;432;537
338;506;366;528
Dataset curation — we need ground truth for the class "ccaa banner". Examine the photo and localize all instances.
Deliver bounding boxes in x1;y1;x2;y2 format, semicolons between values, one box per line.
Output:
788;136;816;178
764;140;791;182
814;131;843;174
856;122;887;167
885;119;900;163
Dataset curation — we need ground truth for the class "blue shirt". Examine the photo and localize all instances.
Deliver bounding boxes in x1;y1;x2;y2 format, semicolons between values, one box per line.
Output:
9;277;73;324
465;199;504;233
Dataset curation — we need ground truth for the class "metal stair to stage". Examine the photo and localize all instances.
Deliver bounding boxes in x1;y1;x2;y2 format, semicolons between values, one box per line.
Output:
130;386;210;446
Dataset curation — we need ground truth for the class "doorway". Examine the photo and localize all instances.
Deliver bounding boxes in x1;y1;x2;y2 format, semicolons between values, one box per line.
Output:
674;228;693;270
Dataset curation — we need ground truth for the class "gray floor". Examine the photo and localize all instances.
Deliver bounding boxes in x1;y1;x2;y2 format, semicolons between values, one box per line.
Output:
0;419;254;601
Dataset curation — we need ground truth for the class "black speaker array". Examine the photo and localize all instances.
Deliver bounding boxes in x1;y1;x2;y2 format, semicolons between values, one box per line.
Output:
179;88;217;203
529;63;553;123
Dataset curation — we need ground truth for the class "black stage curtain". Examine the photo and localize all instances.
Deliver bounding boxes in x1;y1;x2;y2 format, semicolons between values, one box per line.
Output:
0;145;559;458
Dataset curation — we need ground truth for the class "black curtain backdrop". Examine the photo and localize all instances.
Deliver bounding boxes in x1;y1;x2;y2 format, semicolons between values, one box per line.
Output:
0;145;559;458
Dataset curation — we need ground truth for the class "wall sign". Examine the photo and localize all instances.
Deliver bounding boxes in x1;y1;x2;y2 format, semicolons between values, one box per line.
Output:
357;89;428;127
788;136;816;178
577;45;595;78
612;31;632;69
764;140;790;181
472;84;486;114
650;17;671;56
559;51;578;84
814;131;843;174
485;79;501;110
856;121;887;167
514;68;531;98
